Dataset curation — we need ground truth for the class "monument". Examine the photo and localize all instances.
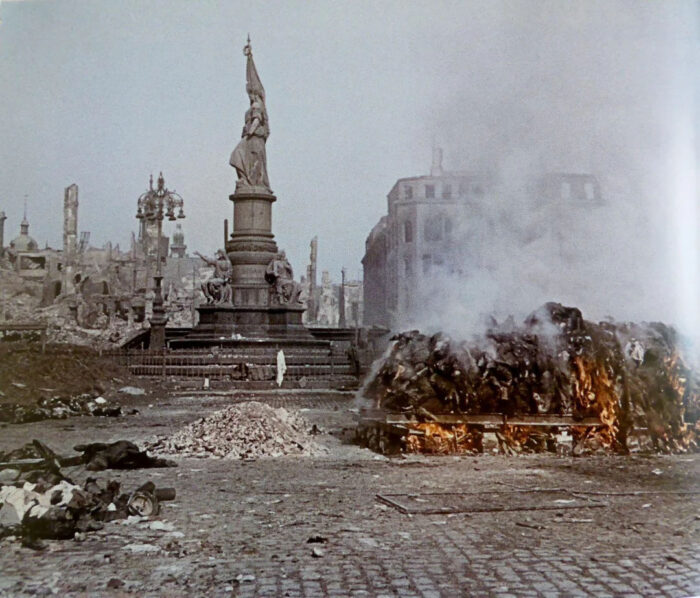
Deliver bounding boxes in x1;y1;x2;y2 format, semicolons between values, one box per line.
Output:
183;38;309;341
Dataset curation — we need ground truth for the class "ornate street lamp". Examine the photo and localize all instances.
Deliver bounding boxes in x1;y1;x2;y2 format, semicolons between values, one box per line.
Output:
136;172;185;349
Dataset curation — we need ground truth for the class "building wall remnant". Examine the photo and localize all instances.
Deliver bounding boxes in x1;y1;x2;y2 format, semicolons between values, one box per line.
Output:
301;237;363;329
63;184;79;295
0;211;6;258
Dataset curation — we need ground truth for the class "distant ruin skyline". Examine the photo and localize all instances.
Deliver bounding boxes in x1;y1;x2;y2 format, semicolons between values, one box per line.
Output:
0;0;697;336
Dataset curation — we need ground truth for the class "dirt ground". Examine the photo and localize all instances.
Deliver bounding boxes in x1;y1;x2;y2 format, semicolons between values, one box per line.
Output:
0;343;137;406
0;390;698;597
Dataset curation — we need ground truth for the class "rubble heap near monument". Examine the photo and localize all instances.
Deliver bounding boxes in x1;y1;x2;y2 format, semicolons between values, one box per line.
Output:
361;302;699;455
148;402;326;459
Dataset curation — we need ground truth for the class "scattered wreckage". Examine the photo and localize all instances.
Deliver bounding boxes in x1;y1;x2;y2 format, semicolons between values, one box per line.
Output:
359;302;698;456
0;439;175;545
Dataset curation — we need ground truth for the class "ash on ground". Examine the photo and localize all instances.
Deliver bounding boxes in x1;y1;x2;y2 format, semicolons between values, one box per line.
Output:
148;401;327;459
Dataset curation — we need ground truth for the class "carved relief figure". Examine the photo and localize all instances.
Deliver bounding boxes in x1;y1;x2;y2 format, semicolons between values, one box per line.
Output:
196;250;233;305
229;38;272;193
265;251;303;306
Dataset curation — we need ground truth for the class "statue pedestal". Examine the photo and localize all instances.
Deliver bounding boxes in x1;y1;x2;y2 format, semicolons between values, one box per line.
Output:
226;191;278;311
177;189;312;344
189;304;237;338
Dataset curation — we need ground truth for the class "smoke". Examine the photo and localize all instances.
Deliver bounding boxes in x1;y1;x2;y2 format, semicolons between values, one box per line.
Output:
397;1;699;344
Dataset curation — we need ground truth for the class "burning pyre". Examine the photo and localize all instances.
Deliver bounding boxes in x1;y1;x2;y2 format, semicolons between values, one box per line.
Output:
360;303;698;455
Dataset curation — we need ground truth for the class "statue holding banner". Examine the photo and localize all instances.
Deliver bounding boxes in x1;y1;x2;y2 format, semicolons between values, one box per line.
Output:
229;37;272;194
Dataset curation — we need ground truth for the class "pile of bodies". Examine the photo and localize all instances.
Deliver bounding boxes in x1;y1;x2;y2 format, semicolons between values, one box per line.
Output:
0;440;175;543
149;401;325;459
362;303;698;454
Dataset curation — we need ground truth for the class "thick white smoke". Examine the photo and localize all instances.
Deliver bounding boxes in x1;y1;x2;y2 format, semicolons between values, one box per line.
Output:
397;1;698;350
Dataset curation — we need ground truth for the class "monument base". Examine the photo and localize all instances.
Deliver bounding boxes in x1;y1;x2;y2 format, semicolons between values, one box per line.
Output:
174;303;313;346
188;305;237;338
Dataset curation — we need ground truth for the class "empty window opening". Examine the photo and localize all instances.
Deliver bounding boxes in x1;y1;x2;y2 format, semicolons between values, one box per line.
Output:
561;182;571;199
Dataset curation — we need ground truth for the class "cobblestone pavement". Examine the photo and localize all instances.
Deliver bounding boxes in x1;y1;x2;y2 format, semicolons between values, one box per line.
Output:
0;390;698;597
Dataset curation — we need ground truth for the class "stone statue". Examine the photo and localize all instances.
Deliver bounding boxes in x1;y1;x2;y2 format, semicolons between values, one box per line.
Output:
265;251;303;306
229;37;272;194
196;250;233;305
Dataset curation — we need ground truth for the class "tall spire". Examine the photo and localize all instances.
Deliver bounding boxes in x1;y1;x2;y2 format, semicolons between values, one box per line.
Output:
21;195;29;233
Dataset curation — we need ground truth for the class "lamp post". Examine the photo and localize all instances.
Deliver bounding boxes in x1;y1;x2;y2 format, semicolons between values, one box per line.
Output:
136;172;185;349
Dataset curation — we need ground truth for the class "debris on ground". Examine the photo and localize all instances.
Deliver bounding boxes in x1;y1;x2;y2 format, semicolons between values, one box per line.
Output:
0;440;176;542
148;401;327;459
118;386;146;396
0;342;150;424
0;394;124;424
360;302;698;455
0;477;176;541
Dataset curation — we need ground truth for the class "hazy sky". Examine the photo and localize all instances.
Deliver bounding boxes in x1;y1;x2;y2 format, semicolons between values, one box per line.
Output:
0;1;698;333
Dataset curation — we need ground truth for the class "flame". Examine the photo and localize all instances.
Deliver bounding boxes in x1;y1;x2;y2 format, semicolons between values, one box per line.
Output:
498;425;555;453
405;423;482;454
569;355;621;451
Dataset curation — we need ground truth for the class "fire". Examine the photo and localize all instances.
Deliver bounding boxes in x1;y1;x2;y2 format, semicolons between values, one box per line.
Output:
362;304;699;455
570;356;622;452
498;425;555;453
405;423;482;454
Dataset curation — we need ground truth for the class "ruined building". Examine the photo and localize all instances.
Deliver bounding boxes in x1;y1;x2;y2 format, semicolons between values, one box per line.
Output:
301;237;364;328
170;223;187;258
5;209;51;282
362;149;603;329
0;181;202;338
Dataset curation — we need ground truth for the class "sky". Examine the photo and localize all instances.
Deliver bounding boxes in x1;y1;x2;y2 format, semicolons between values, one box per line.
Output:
0;0;698;336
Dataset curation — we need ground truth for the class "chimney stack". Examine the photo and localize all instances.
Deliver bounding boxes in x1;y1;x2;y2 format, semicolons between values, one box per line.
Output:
431;146;443;176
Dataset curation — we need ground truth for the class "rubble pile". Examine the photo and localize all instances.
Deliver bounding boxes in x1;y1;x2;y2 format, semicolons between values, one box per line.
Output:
149;401;325;459
362;302;698;455
44;309;140;348
0;268;143;349
0;269;42;321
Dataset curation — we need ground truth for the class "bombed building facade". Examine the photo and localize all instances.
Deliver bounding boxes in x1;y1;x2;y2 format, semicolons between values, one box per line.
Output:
0;180;207;343
362;150;603;329
301;237;364;329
